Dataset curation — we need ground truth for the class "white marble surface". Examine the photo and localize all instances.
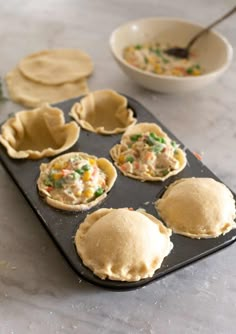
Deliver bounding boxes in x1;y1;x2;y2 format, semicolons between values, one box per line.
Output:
0;0;236;333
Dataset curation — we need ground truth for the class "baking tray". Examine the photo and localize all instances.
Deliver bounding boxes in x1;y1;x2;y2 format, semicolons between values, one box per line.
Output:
0;95;236;290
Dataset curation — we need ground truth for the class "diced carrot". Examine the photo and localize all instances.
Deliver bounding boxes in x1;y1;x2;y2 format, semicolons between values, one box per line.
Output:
193;151;203;161
121;164;127;171
134;161;140;170
145;152;152;160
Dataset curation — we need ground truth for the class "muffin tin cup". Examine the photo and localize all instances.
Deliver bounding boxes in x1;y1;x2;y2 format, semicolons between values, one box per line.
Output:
0;95;236;290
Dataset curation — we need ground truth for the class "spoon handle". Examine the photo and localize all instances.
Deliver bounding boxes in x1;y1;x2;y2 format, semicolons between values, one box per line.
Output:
187;5;236;51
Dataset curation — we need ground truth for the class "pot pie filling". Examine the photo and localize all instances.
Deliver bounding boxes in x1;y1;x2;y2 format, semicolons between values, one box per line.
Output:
115;131;180;178
123;43;203;77
39;154;109;205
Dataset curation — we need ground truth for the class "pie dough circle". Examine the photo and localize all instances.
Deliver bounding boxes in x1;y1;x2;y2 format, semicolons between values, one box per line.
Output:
75;208;173;281
37;152;117;211
19;49;94;85
6;67;89;108
156;177;236;239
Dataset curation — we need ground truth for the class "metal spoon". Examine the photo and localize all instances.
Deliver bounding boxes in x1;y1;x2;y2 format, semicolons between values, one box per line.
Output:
165;6;236;59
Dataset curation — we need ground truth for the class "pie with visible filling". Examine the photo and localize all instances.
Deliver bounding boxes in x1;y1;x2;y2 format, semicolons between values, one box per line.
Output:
37;152;117;211
110;122;186;181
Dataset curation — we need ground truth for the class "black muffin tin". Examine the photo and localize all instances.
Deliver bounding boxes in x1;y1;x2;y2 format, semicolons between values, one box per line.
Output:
0;95;236;290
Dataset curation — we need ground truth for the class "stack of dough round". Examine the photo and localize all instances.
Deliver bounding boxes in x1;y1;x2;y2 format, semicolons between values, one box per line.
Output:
156;177;236;239
5;49;94;108
75;208;173;281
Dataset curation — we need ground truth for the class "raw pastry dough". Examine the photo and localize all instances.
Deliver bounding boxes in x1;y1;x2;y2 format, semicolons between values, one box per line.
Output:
6;68;89;108
110;122;186;181
37;152;117;211
156;177;236;239
70;89;137;134
19;49;93;85
75;208;173;281
0;104;80;159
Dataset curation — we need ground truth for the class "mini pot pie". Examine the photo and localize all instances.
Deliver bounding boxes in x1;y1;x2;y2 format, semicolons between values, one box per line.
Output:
156;177;236;239
0;104;80;159
75;208;173;281
110;122;186;181
37;152;117;211
70;89;137;134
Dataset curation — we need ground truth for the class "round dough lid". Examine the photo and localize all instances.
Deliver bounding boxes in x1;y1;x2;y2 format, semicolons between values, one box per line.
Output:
6;67;89;108
19;49;94;85
75;208;173;281
156;177;236;238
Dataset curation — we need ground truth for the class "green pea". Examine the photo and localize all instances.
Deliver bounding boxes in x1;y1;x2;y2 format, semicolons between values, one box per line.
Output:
75;169;84;175
126;156;134;163
161;169;169;176
130;134;142;142
186;67;193;74
82;164;90;171
152;143;164;154
95;187;104;197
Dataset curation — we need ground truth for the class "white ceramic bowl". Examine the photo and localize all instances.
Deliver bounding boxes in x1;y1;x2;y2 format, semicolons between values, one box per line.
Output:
110;17;233;93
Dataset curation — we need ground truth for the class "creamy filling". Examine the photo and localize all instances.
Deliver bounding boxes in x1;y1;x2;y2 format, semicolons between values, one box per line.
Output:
123;43;203;77
117;132;180;177
41;155;107;205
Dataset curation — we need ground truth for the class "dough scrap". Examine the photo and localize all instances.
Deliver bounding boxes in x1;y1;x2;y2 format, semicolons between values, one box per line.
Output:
75;208;173;281
110;122;186;181
6;68;89;108
0;104;80;159
156;177;236;239
70;89;137;134
19;49;94;85
37;152;117;211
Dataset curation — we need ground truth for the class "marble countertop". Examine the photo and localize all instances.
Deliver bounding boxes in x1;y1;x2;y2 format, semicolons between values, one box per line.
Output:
0;0;236;333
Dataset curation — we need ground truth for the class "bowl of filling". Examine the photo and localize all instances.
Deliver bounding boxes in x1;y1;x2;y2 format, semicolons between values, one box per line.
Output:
109;17;233;93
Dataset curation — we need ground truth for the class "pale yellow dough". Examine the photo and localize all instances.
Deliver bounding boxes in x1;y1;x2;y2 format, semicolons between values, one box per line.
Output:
6;68;89;108
37;152;117;211
75;208;173;281
110;122;187;181
156;177;236;239
70;89;137;134
19;49;94;85
0;104;80;159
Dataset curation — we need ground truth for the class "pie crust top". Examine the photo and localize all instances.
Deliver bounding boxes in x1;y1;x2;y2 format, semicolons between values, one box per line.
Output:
156;177;236;239
75;208;173;281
